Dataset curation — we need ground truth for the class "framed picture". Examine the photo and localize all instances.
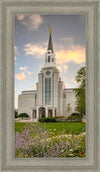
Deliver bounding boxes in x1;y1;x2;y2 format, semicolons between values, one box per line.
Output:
0;0;99;171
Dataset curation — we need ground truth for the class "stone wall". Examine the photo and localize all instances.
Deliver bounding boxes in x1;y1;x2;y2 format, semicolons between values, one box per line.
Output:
18;92;36;117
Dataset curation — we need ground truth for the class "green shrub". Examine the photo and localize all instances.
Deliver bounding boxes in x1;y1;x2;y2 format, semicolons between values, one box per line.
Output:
71;113;81;117
18;113;29;119
55;116;66;122
66;115;82;122
55;116;65;119
39;117;56;123
14;109;18;118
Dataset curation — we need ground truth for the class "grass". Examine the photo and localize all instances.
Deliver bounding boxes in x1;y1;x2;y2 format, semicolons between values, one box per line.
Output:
15;122;85;135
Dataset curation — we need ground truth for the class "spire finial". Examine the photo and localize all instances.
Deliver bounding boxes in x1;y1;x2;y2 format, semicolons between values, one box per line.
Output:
48;25;52;34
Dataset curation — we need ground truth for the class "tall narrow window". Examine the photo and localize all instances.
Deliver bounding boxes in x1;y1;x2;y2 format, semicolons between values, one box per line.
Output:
48;56;50;62
52;58;54;62
45;78;51;105
45;78;48;104
49;78;51;104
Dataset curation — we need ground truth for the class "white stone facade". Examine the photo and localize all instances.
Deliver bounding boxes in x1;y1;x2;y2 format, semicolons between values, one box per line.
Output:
18;31;77;121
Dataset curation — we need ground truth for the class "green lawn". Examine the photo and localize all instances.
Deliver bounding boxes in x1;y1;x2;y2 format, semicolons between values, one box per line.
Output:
15;122;85;135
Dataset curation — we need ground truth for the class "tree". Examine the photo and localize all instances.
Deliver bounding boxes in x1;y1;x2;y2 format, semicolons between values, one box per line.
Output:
66;103;72;117
18;113;29;119
75;66;86;88
73;66;86;117
14;109;18;118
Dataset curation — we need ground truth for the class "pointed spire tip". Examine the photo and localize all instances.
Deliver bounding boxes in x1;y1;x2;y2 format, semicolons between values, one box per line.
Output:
48;25;52;35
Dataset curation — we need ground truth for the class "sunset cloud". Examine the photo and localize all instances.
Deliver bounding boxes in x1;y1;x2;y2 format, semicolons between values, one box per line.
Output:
24;43;46;57
24;42;85;65
19;66;34;76
16;15;43;30
55;37;85;65
56;46;85;65
15;72;26;80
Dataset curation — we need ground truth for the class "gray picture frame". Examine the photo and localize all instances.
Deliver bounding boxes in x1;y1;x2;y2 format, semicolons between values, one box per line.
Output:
0;0;100;171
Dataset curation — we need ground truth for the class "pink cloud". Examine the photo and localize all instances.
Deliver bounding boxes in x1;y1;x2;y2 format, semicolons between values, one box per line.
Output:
29;15;43;30
24;41;85;65
56;46;85;64
24;43;46;57
19;66;34;76
16;15;43;30
15;72;26;80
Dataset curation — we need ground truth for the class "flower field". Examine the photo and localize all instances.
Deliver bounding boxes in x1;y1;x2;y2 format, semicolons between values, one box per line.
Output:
15;122;86;158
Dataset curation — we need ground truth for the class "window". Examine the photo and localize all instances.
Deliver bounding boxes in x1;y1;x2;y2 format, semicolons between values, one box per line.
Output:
49;78;51;103
45;78;48;104
46;71;50;75
34;113;37;118
52;58;54;62
48;56;50;62
45;78;51;105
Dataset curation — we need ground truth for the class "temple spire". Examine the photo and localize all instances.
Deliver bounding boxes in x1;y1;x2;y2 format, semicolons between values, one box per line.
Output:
45;27;56;67
48;26;53;53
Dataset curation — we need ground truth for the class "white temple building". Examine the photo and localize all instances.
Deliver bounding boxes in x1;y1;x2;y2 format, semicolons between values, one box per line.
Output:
18;28;76;122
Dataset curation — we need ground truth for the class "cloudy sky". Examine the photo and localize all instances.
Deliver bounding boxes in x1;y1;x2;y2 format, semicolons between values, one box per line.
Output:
15;14;86;108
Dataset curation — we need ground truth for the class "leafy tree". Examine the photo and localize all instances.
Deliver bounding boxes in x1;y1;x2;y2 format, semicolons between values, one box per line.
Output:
75;66;86;88
14;109;18;118
66;103;72;117
73;66;86;117
18;113;29;119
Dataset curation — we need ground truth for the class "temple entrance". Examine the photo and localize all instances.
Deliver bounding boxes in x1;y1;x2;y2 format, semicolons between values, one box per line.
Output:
39;107;46;118
48;109;52;118
32;110;36;119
